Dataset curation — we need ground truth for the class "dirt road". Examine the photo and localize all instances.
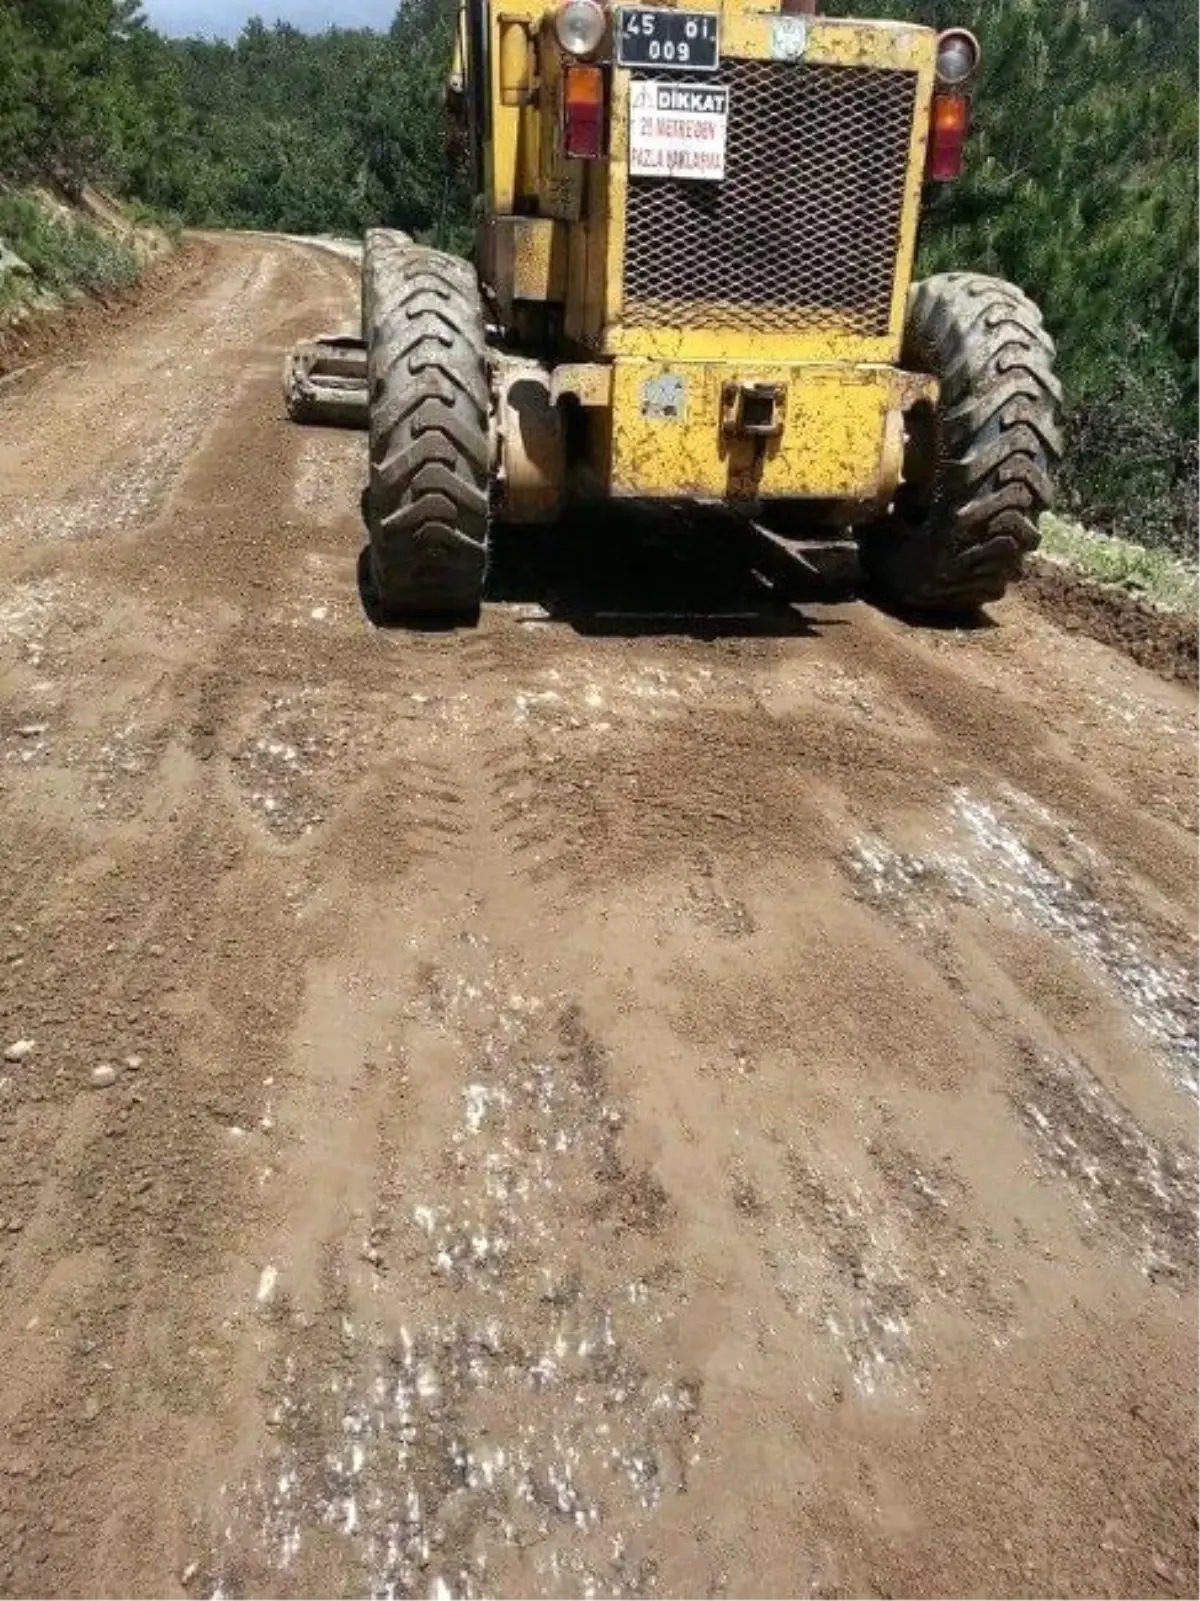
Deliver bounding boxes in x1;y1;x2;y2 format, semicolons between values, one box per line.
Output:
0;233;1195;1601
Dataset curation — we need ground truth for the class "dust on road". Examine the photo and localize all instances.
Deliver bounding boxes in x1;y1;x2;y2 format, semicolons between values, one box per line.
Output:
0;233;1195;1601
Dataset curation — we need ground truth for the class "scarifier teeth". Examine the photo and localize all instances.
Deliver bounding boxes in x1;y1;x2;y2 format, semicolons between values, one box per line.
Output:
283;334;368;429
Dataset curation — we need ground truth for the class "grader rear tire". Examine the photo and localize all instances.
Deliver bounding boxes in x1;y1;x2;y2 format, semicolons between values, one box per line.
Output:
362;236;490;619
858;272;1062;614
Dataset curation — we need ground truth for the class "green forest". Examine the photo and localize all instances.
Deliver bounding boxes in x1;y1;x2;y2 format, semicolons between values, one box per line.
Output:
0;0;1195;552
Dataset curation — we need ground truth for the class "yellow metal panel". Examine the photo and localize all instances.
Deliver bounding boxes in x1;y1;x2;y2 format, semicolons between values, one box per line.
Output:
539;29;587;220
582;154;612;343
489;0;552;214
488;30;519;212
601;12;938;352
566;210;592;340
566;148;613;343
604;324;897;364
498;15;534;105
607;359;934;501
890;50;936;338
516;56;542;202
549;363;613;407
603;54;631;338
721;12;935;71
491;217;568;304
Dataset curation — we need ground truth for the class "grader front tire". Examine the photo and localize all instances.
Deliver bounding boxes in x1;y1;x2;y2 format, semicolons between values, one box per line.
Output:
859;273;1063;615
362;238;490;620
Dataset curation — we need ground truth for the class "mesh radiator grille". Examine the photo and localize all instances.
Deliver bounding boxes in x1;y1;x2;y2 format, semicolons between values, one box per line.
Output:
621;60;918;334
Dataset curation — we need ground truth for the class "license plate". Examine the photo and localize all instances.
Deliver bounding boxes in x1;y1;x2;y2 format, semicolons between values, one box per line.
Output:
628;79;729;181
616;7;720;71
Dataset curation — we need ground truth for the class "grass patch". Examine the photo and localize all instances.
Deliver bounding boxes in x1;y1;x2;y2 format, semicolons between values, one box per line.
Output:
0;190;141;304
1039;513;1200;614
0;270;24;317
121;196;184;242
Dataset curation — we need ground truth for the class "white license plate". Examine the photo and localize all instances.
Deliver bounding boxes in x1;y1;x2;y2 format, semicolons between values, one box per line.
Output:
628;80;729;182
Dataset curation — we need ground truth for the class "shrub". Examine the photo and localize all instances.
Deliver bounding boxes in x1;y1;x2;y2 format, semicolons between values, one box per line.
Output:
0;190;140;301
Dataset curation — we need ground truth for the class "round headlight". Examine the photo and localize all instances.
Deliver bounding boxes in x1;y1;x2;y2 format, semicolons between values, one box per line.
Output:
555;0;607;57
935;28;980;86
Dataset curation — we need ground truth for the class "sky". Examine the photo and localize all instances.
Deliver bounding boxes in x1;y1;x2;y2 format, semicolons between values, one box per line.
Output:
142;0;396;36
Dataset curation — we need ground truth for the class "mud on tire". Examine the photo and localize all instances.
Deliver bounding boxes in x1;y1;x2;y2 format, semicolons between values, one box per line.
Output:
858;272;1062;614
362;231;490;618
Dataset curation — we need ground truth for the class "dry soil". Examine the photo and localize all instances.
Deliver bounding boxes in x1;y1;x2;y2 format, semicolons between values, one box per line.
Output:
0;233;1196;1601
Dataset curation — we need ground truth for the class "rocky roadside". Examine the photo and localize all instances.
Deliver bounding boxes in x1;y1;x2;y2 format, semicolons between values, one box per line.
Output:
0;184;185;386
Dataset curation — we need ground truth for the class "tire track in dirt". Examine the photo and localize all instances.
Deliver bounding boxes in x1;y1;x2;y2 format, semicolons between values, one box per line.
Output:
0;237;366;1596
0;248;279;546
203;586;1195;1598
836;601;1197;891
181;604;720;1598
0;235;1195;1601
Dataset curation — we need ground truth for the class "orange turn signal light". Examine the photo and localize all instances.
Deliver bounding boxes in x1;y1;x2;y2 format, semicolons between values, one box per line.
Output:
564;63;604;108
931;90;970;134
927;89;970;181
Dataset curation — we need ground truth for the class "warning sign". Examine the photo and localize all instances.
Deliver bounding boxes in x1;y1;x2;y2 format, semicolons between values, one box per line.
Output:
628;79;729;181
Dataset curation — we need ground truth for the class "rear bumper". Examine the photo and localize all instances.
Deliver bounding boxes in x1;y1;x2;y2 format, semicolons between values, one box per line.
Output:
603;358;936;503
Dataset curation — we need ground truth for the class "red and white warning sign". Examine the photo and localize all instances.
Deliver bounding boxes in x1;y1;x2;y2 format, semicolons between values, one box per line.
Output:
628;79;729;181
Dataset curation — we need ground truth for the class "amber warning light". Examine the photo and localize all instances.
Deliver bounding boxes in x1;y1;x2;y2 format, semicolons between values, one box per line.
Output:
927;90;970;181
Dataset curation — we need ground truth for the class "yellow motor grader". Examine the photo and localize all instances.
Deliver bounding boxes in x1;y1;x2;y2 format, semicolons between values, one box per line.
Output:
286;0;1061;619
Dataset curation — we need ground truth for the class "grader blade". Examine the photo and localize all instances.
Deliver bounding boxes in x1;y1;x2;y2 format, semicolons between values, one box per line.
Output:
283;334;368;429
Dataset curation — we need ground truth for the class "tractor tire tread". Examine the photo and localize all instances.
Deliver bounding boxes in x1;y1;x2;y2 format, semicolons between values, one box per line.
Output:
859;271;1062;615
363;239;490;618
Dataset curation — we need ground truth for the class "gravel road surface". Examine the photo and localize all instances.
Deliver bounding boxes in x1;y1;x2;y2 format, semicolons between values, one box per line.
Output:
0;232;1195;1600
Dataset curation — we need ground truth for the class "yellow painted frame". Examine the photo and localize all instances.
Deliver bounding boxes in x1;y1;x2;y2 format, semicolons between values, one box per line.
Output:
462;0;948;506
598;10;937;363
606;357;935;499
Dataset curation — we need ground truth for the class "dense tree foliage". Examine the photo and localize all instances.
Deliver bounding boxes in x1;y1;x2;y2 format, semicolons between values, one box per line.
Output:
0;0;163;190
0;0;461;239
0;0;1195;550
843;0;1197;550
162;0;468;245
